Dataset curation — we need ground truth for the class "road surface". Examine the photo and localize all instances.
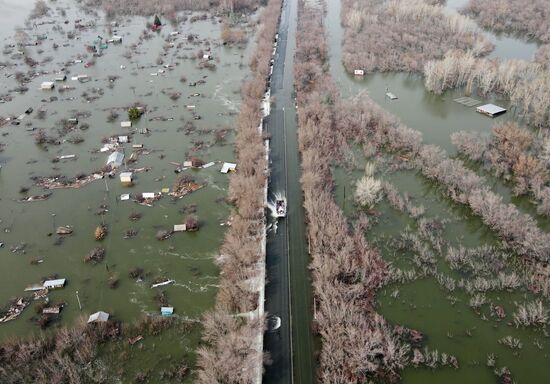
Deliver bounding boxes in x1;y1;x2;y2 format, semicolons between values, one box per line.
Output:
263;0;315;382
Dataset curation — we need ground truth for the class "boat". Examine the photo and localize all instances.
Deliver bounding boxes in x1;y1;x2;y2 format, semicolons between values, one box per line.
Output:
275;199;287;217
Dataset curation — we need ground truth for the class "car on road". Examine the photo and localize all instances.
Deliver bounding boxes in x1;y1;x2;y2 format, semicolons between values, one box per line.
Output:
267;315;281;332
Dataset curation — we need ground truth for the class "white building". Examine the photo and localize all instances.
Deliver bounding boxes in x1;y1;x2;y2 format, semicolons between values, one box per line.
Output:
41;81;54;90
88;311;110;323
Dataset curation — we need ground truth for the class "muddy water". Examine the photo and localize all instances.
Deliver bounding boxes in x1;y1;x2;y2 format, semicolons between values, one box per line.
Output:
446;0;540;61
0;0;256;347
326;0;550;222
327;0;550;383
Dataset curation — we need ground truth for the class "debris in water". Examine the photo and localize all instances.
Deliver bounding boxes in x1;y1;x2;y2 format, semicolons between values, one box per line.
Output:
18;193;52;202
0;297;29;323
56;226;73;235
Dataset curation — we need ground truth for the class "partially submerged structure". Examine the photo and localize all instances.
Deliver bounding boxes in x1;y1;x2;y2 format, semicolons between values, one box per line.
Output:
476;103;507;117
221;162;237;174
41;81;54;90
107;151;124;168
87;311;109;323
119;172;133;185
43;278;66;289
160;307;173;316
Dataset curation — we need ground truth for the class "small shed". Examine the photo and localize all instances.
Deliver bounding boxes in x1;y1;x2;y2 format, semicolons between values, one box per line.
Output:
120;193;130;201
118;135;129;143
142;192;157;199
354;69;365;76
42;307;61;314
121;121;132;128
202;54;212;60
77;75;90;83
476;104;506;117
107;151;124;167
173;224;187;232
110;35;122;43
41;81;54;90
43;278;66;289
120;172;133;185
88;311;109;323
221;162;237;174
161;307;174;316
55;75;67;82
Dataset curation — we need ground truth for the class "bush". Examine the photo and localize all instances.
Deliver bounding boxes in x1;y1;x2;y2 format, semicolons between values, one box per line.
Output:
354;176;383;208
128;107;141;120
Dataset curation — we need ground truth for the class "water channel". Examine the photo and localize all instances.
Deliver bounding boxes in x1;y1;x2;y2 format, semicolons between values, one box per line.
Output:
326;0;550;383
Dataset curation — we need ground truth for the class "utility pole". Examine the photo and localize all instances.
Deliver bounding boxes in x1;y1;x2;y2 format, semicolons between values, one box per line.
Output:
76;290;82;311
343;185;346;212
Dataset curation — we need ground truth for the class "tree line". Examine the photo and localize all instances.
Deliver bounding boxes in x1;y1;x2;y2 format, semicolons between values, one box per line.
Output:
464;0;550;43
80;0;262;17
452;122;550;216
195;0;283;382
341;0;492;73
295;1;414;382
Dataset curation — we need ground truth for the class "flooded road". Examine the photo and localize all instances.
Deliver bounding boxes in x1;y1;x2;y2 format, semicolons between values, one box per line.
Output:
326;0;550;383
264;0;315;382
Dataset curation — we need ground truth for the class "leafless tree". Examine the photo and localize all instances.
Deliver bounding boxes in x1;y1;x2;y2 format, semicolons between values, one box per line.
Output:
341;0;492;73
195;0;282;382
464;0;550;42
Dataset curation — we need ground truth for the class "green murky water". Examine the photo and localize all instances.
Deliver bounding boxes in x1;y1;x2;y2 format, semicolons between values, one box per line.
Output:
0;1;257;377
327;0;549;382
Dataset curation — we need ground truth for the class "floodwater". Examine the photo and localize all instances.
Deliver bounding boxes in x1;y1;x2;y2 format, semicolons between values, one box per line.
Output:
0;0;255;360
446;0;540;61
326;0;550;383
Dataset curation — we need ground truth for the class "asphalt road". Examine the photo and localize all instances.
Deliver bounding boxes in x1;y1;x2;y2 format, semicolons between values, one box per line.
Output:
263;0;315;383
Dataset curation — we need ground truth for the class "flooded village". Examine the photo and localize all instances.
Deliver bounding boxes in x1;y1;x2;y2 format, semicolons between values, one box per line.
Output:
0;0;269;381
0;0;549;383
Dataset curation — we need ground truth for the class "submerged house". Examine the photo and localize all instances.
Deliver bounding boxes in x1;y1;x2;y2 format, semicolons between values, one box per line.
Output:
107;151;124;168
161;307;174;316
41;81;54;90
119;172;133;185
88;311;109;323
221;162;237;174
43;278;66;289
476;104;506;117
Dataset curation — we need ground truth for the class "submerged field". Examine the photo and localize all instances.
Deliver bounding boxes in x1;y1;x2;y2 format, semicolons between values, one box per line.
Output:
0;0;258;380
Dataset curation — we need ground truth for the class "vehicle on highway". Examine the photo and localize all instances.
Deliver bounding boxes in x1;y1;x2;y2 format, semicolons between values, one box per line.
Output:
267;315;281;332
275;198;287;217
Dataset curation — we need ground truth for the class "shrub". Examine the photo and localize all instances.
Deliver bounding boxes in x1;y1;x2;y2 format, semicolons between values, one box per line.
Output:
128;107;141;120
355;176;383;208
